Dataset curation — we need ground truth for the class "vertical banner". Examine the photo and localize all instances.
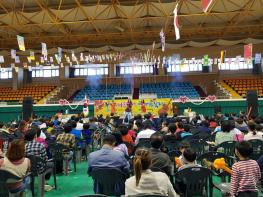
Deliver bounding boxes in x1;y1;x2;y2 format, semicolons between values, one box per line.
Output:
203;54;209;66
41;42;47;60
173;4;180;40
160;29;165;52
0;56;4;63
220;50;226;64
11;49;16;59
29;51;35;60
201;0;214;12
244;43;253;63
17;35;25;51
255;53;262;64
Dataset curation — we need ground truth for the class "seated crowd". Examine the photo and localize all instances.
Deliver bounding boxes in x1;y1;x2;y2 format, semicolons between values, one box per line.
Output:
0;111;262;197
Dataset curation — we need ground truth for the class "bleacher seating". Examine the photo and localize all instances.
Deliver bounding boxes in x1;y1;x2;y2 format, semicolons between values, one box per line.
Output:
140;82;200;99
224;78;263;98
0;85;56;103
73;84;132;101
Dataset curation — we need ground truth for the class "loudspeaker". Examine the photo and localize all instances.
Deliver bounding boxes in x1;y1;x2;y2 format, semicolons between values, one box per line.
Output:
69;67;75;78
22;97;33;121
246;90;258;117
202;66;209;73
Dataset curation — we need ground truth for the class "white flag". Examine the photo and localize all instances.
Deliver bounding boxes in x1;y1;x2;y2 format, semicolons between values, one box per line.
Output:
160;29;165;52
173;4;180;40
0;56;4;63
11;49;16;59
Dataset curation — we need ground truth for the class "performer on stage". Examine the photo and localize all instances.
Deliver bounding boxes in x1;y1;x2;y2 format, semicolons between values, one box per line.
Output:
83;98;89;117
110;100;116;114
141;99;146;113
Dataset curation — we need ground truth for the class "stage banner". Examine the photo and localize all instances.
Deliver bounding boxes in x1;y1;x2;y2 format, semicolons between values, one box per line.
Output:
94;98;173;117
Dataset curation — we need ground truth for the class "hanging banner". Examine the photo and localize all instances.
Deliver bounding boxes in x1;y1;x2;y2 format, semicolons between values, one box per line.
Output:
244;43;252;63
173;4;180;40
220;50;226;64
160;29;165;52
29;51;35;60
0;56;4;63
15;56;20;63
11;49;16;59
41;42;47;60
203;54;209;66
255;53;262;64
17;35;25;51
201;0;214;12
94;98;173;117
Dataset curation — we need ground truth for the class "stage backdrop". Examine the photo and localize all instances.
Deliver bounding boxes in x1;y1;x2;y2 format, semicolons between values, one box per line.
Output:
94;98;173;117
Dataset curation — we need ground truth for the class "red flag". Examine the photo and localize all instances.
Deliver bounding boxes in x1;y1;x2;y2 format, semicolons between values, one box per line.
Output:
201;0;214;12
173;4;180;40
244;43;253;63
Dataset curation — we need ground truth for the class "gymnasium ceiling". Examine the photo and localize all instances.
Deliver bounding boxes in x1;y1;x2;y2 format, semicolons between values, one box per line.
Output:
0;0;262;50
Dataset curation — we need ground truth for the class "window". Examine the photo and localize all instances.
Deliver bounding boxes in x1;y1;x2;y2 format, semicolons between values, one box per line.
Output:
218;57;253;70
0;67;12;79
74;64;108;76
32;66;59;77
119;63;154;75
167;59;203;73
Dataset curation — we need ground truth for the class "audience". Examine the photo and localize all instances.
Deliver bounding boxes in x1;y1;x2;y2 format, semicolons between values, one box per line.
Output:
150;133;172;176
88;134;130;175
111;132;129;157
135;120;155;145
215;120;235;145
244;121;263;141
125;148;178;197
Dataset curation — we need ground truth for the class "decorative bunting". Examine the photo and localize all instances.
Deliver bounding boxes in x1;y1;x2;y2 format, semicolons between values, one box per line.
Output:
173;4;180;40
17;35;25;51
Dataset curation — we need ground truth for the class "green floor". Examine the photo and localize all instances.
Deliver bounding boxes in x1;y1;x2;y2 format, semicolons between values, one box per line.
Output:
40;161;223;197
45;162;94;197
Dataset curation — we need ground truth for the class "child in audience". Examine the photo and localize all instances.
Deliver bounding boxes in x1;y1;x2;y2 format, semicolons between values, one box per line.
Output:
177;148;200;171
230;141;261;197
175;141;190;168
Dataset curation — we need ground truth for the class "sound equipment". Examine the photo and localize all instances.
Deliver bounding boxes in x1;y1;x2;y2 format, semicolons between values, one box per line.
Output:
246;90;258;117
69;67;75;78
22;97;33;121
202;66;209;73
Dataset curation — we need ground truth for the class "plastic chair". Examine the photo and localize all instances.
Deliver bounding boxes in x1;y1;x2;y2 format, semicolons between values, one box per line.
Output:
128;195;168;197
27;155;57;197
0;169;32;197
174;167;212;197
217;141;236;156
189;139;208;157
137;138;151;149
50;143;76;175
89;167;128;196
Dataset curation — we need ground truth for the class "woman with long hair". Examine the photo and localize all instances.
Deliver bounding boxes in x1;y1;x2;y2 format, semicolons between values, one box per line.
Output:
125;148;178;197
0;139;31;196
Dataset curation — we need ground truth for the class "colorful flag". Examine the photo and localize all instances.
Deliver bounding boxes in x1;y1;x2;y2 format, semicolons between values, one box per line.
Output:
29;51;35;60
58;47;62;58
203;55;209;66
173;4;180;40
255;53;261;64
244;43;252;63
15;56;20;63
41;43;47;59
220;50;226;64
160;29;165;52
17;35;25;51
201;0;214;12
0;56;4;63
11;49;16;59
